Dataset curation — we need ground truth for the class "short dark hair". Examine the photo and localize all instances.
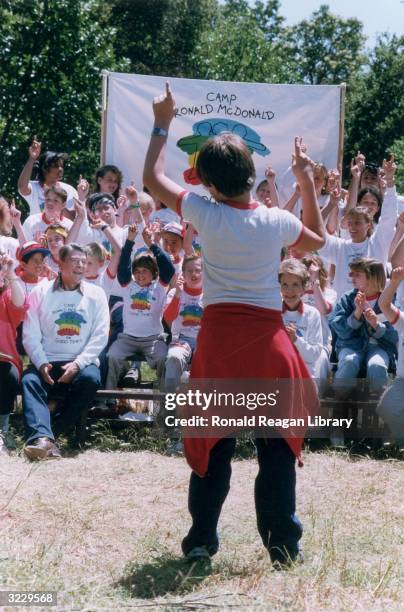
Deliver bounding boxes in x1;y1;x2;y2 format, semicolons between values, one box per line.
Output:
88;192;116;211
59;243;87;262
132;253;158;279
36;151;68;184
196;133;256;198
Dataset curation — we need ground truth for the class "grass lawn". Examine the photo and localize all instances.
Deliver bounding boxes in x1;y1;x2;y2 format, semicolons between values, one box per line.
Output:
1;446;403;611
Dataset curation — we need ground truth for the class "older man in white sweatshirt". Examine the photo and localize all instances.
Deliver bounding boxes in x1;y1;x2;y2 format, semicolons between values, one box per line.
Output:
22;243;109;459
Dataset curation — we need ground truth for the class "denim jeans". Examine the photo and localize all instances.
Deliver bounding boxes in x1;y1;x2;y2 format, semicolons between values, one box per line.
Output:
22;362;101;443
181;437;303;563
334;345;389;396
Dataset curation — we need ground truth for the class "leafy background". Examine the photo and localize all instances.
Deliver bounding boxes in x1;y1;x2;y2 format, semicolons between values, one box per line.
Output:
0;0;402;210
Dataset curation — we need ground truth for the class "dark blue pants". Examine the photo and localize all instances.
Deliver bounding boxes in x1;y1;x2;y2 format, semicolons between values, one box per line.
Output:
182;437;303;563
0;362;20;414
22;363;100;443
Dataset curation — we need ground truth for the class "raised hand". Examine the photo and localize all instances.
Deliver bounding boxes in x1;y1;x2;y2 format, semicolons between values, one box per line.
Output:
382;154;397;183
142;225;153;247
77;175;90;201
125;183;138;203
291;137;314;182
9;199;22;224
309;263;320;282
265;166;276;182
327;169;340;192
28;135;42;161
350;158;362;182
152;82;176;127
391;266;404;284
354;150;365;170
174;273;184;296
73;197;86;220
116;194;128;210
127;223;138;242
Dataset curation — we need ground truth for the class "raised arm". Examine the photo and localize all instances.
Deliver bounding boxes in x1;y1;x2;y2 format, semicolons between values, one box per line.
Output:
291;138;326;252
66;198;86;243
379;267;404;322
9;200;27;245
282;184;300;213
265;167;279;207
143;83;184;211
345;154;363;215
18;136;41;196
142;226;175;285
117;225;136;286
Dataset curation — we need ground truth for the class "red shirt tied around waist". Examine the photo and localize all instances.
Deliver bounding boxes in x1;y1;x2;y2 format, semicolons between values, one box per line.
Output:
142;82;326;566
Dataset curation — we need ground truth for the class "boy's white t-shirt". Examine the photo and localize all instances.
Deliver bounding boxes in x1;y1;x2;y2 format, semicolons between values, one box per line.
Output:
23;213;72;242
178;192;303;310
19;180;78;214
84;269;116;299
121;279;168;337
281;302;324;376
168;287;204;340
302;285;337;350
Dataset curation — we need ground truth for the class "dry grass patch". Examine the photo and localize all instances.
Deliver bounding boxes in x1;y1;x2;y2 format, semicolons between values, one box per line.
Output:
0;450;403;610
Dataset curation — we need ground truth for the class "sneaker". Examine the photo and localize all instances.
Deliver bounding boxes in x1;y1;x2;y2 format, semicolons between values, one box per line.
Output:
24;437;62;461
185;546;212;562
121;366;141;388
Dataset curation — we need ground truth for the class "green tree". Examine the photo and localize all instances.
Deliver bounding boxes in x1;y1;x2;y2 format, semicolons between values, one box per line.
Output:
285;4;366;84
106;0;218;77
0;0;124;201
190;0;297;83
344;34;404;175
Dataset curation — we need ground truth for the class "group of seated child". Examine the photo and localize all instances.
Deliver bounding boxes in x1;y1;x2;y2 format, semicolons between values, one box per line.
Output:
0;136;403;457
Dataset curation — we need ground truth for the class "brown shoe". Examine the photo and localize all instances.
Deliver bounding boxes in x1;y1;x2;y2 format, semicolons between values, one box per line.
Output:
24;437;61;460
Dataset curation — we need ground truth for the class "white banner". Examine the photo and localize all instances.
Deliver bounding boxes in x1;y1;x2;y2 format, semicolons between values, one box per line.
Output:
104;72;343;202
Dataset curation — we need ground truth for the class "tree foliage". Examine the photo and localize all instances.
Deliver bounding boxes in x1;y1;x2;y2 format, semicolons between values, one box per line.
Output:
0;0;124;198
0;0;402;199
284;4;366;85
344;34;404;178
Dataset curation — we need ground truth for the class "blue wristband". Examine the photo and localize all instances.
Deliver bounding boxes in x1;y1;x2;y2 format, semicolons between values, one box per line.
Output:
152;127;169;137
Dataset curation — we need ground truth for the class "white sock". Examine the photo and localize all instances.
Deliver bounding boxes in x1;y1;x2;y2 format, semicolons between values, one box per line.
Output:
0;413;10;433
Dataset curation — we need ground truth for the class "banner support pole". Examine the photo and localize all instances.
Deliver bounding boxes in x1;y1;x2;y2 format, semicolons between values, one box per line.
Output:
338;83;347;175
100;70;109;165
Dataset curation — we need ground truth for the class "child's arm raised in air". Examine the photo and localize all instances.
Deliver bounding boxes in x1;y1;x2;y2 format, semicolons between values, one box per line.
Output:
66;198;86;243
143;83;184;211
18;135;41;196
379;267;404;323
291;138;326;252
9;200;27;245
142;226;175;286
117;224;137;286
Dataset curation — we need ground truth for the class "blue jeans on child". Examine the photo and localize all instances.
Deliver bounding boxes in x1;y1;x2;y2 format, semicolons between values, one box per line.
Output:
22;362;101;443
333;345;389;396
181;436;303;564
